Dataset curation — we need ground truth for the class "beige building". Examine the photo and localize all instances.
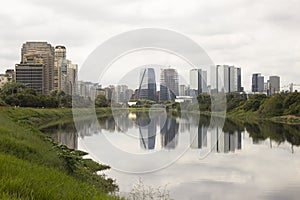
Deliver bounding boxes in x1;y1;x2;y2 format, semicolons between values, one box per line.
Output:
54;46;78;95
18;42;55;95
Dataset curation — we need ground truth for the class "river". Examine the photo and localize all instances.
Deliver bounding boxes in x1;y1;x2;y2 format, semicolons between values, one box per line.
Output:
42;112;300;200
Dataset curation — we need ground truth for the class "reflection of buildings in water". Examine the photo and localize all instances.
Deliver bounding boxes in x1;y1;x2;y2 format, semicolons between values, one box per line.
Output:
160;118;179;149
190;126;208;149
190;126;242;153
178;117;192;133
105;117;116;131
138;118;156;150
114;114;135;133
51;128;78;149
136;113;157;150
78;120;102;138
212;128;242;153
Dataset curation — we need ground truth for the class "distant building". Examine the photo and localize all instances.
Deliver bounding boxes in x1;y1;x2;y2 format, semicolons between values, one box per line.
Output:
175;96;194;103
160;68;179;101
252;73;264;93
18;42;55;95
138;68;156;101
212;65;242;93
54;46;78;95
179;85;188;96
269;76;280;95
115;85;128;102
67;61;78;95
15;63;44;94
190;68;208;96
54;45;67;92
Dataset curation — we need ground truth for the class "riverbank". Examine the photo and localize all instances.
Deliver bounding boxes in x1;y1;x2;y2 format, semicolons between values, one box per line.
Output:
0;107;121;200
225;108;300;125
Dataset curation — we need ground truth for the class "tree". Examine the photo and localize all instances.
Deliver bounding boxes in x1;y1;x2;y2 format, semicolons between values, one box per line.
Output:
95;94;109;107
283;92;300;115
0;82;25;96
258;94;284;117
243;94;267;112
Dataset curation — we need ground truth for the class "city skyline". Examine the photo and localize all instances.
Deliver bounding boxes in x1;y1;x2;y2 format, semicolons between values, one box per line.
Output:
1;41;296;94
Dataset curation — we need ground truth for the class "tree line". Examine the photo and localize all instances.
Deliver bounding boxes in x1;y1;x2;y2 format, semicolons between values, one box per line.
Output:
0;82;91;108
197;91;300;117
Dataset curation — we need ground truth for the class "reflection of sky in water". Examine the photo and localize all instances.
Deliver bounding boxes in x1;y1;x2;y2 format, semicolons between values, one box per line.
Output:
45;114;300;199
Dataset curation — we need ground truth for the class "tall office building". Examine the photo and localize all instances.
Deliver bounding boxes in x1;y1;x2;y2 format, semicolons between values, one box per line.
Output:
190;68;208;96
54;46;78;95
160;68;179;101
179;85;188;96
19;42;55;95
269;76;280;95
115;85;129;102
68;62;78;95
214;65;242;93
252;73;264;93
54;45;67;92
15;63;44;94
236;68;242;92
138;68;156;101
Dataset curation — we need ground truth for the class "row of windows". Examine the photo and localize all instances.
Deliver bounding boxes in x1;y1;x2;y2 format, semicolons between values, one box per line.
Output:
16;73;43;76
16;75;43;78
16;69;43;71
16;78;43;81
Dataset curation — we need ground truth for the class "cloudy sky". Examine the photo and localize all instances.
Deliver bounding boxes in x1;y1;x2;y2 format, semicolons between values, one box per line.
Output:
0;0;299;91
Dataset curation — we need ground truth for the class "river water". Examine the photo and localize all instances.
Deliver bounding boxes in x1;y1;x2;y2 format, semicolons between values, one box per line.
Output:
42;112;300;200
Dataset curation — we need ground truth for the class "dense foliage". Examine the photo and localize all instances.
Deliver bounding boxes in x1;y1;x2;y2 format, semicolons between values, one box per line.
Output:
0;82;92;108
197;92;300;117
95;94;110;107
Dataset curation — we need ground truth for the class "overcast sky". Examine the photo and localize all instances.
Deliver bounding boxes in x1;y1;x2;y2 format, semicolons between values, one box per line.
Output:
0;0;299;91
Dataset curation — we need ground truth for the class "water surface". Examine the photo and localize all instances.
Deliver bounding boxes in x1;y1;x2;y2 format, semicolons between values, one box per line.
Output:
42;113;300;200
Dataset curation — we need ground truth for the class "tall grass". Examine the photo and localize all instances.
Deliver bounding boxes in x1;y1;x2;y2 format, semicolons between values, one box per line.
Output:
0;107;121;199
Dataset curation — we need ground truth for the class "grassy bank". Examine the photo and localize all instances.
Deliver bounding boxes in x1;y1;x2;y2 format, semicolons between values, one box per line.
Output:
0;107;121;200
226;107;300;125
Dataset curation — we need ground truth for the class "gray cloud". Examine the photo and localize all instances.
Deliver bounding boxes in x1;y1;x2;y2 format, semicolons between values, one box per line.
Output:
0;0;299;89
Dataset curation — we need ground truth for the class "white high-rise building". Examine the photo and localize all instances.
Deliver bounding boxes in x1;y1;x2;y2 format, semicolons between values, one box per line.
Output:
190;68;208;96
214;65;242;93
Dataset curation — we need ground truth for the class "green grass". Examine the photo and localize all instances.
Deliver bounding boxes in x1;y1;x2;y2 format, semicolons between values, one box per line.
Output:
0;154;114;200
0;107;121;200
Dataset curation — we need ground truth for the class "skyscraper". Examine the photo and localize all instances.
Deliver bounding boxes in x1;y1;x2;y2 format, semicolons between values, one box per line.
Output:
54;46;78;95
19;42;55;95
179;85;188;96
252;73;264;93
15;63;44;94
190;68;208;96
138;68;156;101
67;62;78;95
269;76;280;95
215;65;242;93
54;45;67;92
160;68;179;101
